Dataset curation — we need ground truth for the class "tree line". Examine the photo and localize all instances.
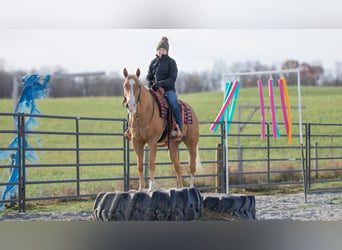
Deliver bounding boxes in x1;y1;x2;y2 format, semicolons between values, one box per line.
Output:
0;59;341;99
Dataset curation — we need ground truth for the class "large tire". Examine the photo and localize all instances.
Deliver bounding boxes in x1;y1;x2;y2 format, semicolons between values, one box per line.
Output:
93;188;203;221
202;194;256;220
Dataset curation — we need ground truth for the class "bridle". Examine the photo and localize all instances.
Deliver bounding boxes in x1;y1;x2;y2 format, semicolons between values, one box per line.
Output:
124;79;155;131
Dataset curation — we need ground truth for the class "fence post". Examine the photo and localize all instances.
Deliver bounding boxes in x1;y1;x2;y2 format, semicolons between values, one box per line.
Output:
18;113;26;212
216;143;222;193
307;123;311;188
123;121;129;191
222;122;228;193
238;147;243;184
75;117;80;197
10;153;16;207
237;111;242;185
314;142;318;178
304;123;309;190
267;122;270;183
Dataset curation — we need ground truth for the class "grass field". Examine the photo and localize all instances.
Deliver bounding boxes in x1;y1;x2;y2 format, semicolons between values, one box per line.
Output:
1;85;342;124
1;86;342;212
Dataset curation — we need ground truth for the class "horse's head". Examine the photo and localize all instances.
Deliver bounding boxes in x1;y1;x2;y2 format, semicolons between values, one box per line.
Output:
123;68;141;115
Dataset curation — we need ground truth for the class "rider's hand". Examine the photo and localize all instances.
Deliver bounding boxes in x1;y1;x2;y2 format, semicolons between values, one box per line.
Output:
152;82;160;91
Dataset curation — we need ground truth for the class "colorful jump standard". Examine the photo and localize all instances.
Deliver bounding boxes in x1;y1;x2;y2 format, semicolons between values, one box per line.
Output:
211;81;233;133
268;78;280;138
210;80;239;132
210;80;240;194
221;69;306;202
257;80;265;139
281;77;292;145
279;78;289;136
226;81;240;134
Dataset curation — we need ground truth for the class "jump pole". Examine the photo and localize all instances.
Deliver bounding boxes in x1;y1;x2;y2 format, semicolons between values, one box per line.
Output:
222;68;307;202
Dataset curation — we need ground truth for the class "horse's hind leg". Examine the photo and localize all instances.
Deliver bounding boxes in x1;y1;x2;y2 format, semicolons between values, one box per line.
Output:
168;144;183;188
184;141;197;188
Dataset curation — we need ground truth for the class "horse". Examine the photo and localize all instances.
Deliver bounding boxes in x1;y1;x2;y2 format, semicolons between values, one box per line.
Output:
122;68;199;191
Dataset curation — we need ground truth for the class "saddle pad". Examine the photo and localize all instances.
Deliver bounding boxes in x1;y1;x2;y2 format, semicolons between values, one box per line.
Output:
178;100;193;124
151;90;193;124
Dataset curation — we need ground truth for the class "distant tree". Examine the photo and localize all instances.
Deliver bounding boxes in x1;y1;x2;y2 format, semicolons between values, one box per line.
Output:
334;62;342;86
211;58;229;90
229;61;276;88
87;75;124;96
281;59;324;86
0;70;13;98
49;77;82;97
178;71;202;93
1;59;339;99
0;58;5;71
323;62;342;86
282;60;300;69
301;62;324;86
281;59;300;86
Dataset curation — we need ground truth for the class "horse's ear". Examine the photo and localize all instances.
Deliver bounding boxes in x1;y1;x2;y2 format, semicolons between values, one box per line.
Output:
136;68;140;78
123;68;128;78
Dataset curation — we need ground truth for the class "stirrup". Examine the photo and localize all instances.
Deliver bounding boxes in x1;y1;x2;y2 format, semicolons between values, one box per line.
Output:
171;124;182;138
174;135;183;142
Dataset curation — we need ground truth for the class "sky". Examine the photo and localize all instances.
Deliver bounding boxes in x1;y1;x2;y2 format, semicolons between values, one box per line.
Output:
0;0;342;76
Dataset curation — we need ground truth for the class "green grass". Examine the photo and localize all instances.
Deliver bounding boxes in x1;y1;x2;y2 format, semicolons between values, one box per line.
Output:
1;86;342;122
1;86;342;212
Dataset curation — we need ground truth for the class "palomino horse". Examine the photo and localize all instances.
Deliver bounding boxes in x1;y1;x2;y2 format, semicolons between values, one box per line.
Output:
122;68;199;191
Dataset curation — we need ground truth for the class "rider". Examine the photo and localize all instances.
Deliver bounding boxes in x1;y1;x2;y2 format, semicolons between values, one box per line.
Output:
146;36;182;138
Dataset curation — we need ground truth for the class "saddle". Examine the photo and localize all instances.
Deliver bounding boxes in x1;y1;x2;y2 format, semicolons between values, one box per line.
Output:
151;88;193;143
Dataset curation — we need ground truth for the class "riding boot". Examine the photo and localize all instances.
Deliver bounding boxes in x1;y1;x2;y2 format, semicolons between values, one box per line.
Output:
171;124;182;138
175;124;182;137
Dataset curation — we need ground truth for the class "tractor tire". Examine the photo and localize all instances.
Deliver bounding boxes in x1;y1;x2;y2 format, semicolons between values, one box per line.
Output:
93;188;203;221
202;194;256;220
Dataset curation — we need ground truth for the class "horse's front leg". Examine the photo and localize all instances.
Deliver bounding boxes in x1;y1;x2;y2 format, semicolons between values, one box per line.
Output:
148;142;158;192
133;141;145;191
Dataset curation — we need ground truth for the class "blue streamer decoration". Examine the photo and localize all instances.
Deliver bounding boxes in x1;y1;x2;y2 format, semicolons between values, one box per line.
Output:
226;81;240;134
212;82;233;133
0;74;50;211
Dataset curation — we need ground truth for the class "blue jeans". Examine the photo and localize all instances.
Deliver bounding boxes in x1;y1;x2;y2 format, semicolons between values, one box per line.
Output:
165;90;182;132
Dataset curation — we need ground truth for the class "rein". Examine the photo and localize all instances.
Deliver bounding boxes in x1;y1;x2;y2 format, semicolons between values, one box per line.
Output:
136;89;155;131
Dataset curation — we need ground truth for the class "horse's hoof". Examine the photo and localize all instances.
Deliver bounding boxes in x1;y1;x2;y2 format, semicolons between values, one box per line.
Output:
190;175;195;188
149;181;155;192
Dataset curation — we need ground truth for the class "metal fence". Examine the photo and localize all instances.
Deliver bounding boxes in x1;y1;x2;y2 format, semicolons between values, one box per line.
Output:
1;112;342;212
